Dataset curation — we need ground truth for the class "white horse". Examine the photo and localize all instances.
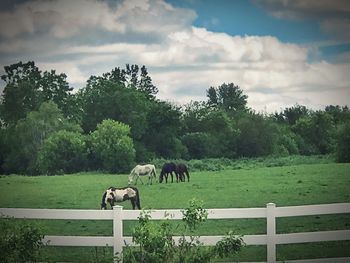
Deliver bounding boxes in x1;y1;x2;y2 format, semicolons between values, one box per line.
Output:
128;164;157;185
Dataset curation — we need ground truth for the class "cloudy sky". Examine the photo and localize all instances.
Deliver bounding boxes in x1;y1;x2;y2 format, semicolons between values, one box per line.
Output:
0;0;349;112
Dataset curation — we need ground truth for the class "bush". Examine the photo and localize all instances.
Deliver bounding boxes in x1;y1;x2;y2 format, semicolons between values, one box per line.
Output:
122;199;244;263
335;122;350;162
38;130;88;175
0;217;44;263
90;119;135;173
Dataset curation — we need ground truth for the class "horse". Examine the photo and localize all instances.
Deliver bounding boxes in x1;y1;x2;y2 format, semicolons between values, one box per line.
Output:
159;162;178;183
101;186;141;210
128;164;157;185
176;163;190;182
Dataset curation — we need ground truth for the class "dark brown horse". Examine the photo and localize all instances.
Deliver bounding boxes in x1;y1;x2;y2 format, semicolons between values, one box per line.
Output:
159;162;177;183
176;163;190;182
159;163;190;183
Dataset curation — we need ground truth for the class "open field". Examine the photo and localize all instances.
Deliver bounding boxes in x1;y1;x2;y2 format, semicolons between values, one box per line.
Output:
1;160;350;262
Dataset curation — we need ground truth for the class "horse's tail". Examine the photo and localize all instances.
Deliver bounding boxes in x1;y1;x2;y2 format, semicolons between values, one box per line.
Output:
101;191;107;209
132;187;141;209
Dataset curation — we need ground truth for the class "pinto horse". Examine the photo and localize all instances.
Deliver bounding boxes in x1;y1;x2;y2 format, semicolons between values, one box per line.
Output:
101;186;141;210
128;164;157;185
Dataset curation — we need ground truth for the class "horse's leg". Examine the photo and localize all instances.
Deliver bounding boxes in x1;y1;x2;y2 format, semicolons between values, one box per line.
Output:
130;199;136;210
137;175;144;185
148;173;152;185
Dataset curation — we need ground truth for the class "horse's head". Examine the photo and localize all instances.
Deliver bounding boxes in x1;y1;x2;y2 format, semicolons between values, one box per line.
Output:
105;189;116;206
159;171;164;183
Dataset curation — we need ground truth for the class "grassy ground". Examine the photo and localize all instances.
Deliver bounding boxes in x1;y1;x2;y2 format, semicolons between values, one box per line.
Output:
1;159;350;262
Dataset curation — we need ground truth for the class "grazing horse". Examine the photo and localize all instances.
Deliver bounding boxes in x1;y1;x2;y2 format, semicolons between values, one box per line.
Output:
159;162;178;183
101;186;141;210
176;163;190;182
128;164;157;185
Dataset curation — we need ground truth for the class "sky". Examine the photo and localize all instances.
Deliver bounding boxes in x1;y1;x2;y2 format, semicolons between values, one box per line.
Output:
0;0;350;113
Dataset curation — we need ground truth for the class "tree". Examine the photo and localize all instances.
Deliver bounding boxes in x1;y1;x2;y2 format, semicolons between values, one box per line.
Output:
38;130;88;175
181;101;211;133
90;119;135;173
79;78;150;137
335;121;350;162
181;132;212;159
141;101;185;159
237;113;278;157
325;105;350;124
2;101;80;174
0;61;73;124
282;104;309;126
97;64;158;98
293;111;335;154
207;83;248;114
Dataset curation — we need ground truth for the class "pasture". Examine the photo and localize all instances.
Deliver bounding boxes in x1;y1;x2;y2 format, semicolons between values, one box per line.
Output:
1;161;350;262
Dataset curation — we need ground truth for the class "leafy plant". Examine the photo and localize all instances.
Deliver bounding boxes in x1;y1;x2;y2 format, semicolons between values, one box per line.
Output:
123;199;244;263
214;231;245;258
0;217;44;263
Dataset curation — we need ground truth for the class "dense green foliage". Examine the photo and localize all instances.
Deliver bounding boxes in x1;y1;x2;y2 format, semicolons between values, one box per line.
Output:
90;119;135;172
0;217;44;263
123;199;244;263
0;61;349;174
38;130;88;175
335;121;350;162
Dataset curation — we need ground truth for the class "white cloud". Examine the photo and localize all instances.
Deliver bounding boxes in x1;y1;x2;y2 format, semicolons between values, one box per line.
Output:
0;0;196;39
0;0;349;113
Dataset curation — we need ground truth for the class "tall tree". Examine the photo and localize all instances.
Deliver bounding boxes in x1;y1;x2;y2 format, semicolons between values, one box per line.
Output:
207;83;248;113
0;61;72;124
79;77;150;137
99;64;158;98
283;104;309;126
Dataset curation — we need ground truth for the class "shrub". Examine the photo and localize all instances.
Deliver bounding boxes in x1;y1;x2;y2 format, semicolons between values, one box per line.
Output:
90;119;135;173
38;130;87;175
0;217;44;263
122;199;244;263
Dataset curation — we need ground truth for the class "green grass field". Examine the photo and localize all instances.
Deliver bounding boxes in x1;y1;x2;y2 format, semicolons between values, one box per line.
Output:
1;161;350;262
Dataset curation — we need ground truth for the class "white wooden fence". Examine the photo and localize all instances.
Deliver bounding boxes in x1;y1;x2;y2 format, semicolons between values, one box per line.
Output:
1;203;350;263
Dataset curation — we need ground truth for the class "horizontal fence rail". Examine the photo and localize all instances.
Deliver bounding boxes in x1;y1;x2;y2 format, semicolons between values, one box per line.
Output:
1;203;350;263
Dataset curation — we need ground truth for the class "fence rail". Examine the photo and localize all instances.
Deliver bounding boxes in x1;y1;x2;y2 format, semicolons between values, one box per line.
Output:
1;203;350;263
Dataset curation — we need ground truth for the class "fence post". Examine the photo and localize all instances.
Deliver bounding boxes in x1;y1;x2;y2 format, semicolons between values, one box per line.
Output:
113;205;123;262
266;203;276;263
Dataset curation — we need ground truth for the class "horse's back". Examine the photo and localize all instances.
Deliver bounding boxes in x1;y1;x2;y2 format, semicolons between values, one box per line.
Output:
162;162;176;173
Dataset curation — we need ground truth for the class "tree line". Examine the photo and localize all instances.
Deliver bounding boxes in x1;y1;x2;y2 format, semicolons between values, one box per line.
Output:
0;61;349;175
